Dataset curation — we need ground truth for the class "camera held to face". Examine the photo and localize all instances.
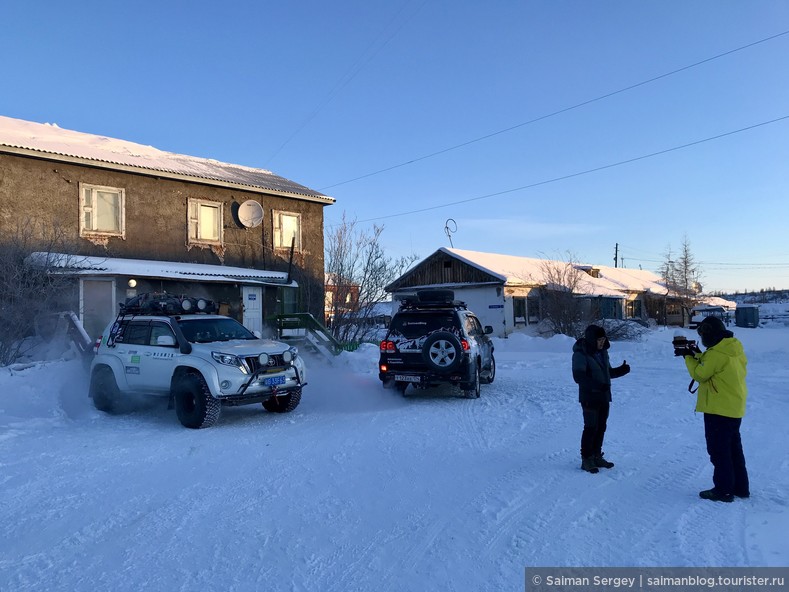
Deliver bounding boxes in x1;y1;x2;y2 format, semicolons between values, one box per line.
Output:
673;335;700;357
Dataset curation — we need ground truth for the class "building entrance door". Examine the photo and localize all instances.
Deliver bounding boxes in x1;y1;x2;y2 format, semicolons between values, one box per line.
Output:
241;286;263;335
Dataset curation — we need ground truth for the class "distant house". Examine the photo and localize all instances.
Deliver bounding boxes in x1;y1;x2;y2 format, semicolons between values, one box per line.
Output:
0;115;334;338
385;247;682;337
324;273;360;328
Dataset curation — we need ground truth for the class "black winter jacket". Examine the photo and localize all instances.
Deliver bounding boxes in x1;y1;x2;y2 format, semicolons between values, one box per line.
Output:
572;332;628;404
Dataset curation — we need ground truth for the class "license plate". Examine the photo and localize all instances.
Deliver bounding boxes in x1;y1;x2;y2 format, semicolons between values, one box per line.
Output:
394;374;421;383
264;375;286;386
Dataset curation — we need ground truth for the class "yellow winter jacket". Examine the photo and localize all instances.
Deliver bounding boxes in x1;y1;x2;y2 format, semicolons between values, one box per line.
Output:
684;337;748;418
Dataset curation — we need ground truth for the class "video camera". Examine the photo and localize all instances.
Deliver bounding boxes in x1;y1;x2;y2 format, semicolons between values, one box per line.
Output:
672;335;700;357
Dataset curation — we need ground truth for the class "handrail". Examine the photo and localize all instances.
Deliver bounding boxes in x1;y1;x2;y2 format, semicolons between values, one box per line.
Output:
275;313;343;355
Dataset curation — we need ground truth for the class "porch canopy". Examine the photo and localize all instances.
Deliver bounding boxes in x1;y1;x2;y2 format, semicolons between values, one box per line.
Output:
27;252;298;288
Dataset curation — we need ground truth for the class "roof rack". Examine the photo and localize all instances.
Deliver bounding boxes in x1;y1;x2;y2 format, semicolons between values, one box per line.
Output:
398;289;467;310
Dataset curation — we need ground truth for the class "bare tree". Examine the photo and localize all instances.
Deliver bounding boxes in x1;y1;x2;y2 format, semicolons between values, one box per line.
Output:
513;252;593;337
0;220;79;365
537;253;594;337
325;213;418;343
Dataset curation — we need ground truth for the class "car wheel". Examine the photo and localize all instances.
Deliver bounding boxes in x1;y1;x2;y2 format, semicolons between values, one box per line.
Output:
422;331;463;373
481;354;496;384
461;364;480;399
174;373;221;429
90;367;120;413
263;388;302;413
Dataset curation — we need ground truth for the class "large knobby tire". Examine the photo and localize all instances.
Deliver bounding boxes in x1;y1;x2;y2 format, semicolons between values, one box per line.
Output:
90;367;120;413
461;364;481;399
174;373;221;429
262;388;302;413
481;354;496;385
422;331;463;373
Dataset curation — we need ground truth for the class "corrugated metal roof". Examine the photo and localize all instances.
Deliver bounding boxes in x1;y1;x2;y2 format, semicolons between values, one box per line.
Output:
0;115;334;204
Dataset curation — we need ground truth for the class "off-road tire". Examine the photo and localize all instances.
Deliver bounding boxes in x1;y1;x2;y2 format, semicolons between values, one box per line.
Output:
174;373;221;429
422;331;463;373
262;388;302;413
461;364;481;399
481;354;496;384
90;366;121;413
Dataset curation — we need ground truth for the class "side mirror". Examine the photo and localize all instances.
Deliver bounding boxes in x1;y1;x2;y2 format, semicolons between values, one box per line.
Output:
156;335;176;346
484;325;493;335
253;330;262;339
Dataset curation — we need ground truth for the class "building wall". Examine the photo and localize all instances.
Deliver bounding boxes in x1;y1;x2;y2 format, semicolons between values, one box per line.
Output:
0;153;328;320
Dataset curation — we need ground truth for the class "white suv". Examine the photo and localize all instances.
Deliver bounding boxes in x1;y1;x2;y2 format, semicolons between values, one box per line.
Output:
89;292;307;429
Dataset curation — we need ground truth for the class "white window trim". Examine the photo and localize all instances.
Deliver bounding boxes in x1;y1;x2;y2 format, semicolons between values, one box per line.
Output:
79;182;126;238
188;198;224;246
273;210;302;251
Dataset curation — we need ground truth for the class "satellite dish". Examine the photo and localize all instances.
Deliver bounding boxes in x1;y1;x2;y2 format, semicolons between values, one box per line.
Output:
238;200;263;228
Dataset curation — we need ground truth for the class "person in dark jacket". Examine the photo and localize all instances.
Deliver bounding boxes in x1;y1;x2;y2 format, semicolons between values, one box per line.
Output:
572;325;630;473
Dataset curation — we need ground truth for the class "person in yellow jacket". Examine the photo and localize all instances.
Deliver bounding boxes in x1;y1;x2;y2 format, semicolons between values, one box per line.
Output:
682;316;749;503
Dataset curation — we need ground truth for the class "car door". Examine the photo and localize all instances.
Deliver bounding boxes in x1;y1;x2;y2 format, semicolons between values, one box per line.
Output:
111;320;151;392
465;314;493;370
134;321;180;394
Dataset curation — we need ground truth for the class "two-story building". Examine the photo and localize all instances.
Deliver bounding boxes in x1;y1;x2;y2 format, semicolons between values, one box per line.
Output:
0;115;334;339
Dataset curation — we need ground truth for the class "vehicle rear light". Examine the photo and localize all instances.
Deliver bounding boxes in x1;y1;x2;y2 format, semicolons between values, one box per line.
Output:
380;364;388;372
93;336;102;353
461;339;470;351
380;340;396;352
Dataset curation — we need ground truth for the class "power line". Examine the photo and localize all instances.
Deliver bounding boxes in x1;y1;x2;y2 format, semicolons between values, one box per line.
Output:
319;28;789;190
264;0;427;166
346;113;789;224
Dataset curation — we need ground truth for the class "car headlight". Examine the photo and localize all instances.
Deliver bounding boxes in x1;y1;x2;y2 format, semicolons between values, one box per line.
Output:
212;351;243;370
283;347;298;363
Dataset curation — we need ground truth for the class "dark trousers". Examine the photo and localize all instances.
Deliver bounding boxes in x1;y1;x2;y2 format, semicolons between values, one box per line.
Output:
580;401;610;459
704;413;750;496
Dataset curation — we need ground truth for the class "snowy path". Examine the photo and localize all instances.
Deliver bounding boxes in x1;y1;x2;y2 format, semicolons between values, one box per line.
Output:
1;329;787;591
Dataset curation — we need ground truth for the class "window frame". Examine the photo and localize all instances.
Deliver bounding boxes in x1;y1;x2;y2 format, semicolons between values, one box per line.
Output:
79;182;126;238
272;210;302;251
188;198;224;246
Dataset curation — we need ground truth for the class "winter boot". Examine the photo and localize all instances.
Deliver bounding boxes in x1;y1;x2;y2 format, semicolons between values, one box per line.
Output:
699;489;734;503
581;457;599;474
594;454;614;469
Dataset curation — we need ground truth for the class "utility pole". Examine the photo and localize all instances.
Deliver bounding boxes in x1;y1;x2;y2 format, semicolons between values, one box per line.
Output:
614;243;618;268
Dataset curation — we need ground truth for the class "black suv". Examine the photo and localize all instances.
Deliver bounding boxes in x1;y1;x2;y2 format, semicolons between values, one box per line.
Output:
378;290;495;398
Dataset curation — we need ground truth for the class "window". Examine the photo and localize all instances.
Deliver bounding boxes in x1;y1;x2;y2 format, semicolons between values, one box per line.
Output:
273;210;301;250
80;183;125;237
116;321;150;345
149;323;176;347
188;199;223;245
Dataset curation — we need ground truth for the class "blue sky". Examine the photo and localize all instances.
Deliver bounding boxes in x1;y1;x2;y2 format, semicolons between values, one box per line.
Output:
3;1;788;293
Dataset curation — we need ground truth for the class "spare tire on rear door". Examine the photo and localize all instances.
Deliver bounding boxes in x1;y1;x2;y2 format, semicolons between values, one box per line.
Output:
421;331;463;373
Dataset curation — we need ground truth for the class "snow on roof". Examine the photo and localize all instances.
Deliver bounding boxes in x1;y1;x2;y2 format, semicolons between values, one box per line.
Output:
27;252;297;287
696;295;737;310
0;115;334;203
443;247;667;297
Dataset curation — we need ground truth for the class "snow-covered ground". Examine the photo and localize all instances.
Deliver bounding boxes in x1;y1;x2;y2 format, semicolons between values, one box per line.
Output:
1;322;788;591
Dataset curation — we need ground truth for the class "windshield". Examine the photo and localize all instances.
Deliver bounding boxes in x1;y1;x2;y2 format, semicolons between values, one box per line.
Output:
177;318;256;343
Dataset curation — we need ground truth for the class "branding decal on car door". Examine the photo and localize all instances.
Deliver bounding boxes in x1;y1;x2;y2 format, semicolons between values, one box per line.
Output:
125;366;141;374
